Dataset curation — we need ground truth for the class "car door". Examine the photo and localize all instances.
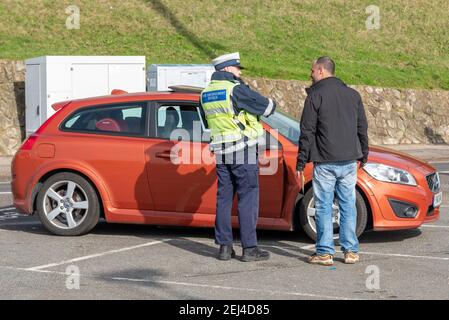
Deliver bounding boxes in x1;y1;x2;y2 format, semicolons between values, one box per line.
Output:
144;101;217;214
258;129;284;218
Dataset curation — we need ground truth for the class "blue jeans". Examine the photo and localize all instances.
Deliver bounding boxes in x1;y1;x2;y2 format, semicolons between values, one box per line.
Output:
313;160;359;255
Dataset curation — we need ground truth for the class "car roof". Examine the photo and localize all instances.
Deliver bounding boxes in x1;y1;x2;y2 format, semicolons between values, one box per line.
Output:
54;91;201;110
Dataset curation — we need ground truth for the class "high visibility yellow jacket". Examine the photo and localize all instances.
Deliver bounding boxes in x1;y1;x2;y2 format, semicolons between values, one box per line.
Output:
200;72;276;154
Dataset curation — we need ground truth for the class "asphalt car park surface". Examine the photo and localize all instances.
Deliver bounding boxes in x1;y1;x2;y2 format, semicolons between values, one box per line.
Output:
0;173;448;300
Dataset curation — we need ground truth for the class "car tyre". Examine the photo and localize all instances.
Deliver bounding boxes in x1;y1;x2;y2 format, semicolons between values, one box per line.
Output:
36;172;100;236
298;187;368;242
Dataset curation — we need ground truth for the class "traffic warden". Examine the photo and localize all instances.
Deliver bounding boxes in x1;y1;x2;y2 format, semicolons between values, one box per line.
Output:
200;52;277;261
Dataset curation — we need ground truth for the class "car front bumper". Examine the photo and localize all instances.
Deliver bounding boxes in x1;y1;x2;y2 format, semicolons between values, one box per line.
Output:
366;176;441;231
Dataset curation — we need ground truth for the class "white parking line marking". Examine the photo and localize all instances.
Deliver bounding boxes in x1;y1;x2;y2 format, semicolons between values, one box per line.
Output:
359;251;449;261
0;265;355;300
422;224;449;229
300;244;316;250
0;192;12;195
110;277;355;300
0;221;40;227
0;207;15;212
298;244;449;261
25;239;168;271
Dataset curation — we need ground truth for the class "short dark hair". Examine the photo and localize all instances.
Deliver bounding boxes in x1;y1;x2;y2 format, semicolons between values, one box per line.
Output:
315;56;335;75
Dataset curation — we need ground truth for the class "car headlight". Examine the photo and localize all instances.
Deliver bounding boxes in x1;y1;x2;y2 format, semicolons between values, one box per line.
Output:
363;163;417;186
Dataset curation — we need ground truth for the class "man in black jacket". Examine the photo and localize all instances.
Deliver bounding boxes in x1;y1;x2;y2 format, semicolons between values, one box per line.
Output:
296;56;369;266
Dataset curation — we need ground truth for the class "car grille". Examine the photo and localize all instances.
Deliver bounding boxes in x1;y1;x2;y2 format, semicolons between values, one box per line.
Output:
426;172;441;193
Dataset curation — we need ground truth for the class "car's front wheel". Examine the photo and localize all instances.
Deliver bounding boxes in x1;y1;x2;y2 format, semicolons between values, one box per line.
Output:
36;172;100;236
298;187;368;241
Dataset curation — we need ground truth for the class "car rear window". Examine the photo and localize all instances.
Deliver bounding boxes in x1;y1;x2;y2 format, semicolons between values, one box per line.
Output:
61;103;147;136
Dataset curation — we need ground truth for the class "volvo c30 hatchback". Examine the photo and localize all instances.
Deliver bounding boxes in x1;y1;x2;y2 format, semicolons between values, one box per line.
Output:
11;89;442;239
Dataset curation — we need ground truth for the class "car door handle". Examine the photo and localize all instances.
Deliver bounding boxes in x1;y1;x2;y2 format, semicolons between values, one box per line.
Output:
155;151;177;159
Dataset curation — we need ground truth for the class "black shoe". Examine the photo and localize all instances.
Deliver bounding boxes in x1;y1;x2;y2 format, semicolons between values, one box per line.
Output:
241;247;270;262
218;245;236;260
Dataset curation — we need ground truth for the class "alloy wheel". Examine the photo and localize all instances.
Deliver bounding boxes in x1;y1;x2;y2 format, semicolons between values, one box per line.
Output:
43;180;89;230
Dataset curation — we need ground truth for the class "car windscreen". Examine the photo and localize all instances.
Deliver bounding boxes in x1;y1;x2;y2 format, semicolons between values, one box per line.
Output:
262;110;300;145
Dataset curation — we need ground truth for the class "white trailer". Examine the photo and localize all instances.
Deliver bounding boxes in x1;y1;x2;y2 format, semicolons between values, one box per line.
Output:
25;56;146;136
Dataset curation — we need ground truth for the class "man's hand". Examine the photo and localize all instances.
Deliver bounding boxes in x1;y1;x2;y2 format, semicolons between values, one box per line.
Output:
296;160;306;192
296;170;305;194
359;158;368;168
296;163;305;173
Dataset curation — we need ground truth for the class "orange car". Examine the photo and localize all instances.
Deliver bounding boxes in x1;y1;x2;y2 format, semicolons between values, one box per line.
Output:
11;90;442;240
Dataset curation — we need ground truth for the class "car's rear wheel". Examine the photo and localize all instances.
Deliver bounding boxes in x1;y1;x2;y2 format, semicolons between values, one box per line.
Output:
298;187;368;241
37;172;100;236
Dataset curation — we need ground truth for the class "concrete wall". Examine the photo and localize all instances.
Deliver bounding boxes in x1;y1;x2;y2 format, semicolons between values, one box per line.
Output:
0;60;25;156
0;59;448;155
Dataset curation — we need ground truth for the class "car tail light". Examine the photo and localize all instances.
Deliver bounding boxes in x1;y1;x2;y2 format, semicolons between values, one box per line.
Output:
19;104;66;151
20;134;38;151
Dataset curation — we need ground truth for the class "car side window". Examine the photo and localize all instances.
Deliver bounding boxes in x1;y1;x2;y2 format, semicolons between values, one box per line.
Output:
154;104;208;142
61;103;147;136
